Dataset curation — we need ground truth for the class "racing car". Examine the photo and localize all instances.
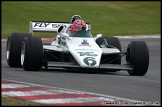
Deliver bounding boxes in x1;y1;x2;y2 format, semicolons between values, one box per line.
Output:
6;15;149;76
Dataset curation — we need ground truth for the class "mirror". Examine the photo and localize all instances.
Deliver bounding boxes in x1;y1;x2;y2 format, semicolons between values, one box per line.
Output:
94;34;102;40
96;34;102;38
86;24;91;31
57;26;64;33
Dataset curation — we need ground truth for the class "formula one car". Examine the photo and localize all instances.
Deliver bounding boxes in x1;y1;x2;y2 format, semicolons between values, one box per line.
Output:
6;15;149;76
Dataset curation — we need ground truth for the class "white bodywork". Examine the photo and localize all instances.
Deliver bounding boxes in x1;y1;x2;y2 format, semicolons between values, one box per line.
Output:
43;37;120;68
30;15;120;68
43;32;120;68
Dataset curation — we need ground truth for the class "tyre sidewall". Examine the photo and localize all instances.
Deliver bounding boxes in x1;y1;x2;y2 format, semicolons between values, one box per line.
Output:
127;41;149;76
22;36;43;71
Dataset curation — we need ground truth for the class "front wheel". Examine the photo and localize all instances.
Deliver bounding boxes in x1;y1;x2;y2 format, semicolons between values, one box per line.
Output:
126;41;149;76
21;36;43;71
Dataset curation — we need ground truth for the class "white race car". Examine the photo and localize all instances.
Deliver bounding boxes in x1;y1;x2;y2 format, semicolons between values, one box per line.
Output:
6;15;149;76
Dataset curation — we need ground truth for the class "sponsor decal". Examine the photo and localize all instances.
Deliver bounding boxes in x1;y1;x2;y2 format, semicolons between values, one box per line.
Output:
76;52;98;66
79;40;91;46
34;23;50;27
77;52;98;56
33;23;67;28
52;24;62;28
75;49;99;52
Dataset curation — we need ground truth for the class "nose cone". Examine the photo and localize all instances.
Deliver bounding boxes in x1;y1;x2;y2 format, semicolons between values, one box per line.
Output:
67;38;102;68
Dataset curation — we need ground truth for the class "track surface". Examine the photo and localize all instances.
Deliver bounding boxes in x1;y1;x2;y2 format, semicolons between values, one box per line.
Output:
1;37;161;102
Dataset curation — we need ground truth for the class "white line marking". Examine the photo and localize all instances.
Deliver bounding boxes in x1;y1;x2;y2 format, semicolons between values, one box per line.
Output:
31;97;112;104
2;84;34;89
114;35;160;38
2;89;60;97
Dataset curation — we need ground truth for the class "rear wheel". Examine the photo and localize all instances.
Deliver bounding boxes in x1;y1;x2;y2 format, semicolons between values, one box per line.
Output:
126;41;149;76
6;33;31;67
21;36;43;71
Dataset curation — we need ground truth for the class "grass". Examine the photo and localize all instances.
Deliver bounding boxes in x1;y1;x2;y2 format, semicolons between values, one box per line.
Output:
1;96;43;106
1;1;160;38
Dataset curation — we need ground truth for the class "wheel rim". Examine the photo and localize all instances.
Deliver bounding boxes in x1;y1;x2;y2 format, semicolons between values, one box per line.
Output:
6;41;10;61
21;42;25;65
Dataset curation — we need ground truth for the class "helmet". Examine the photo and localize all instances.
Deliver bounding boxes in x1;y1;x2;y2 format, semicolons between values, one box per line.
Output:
71;19;86;32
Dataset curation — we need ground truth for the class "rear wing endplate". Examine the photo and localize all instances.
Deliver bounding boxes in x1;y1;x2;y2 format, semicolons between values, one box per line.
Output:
29;21;91;33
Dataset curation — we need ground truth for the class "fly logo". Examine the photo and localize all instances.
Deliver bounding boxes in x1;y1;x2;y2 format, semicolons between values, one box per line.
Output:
33;23;67;28
34;22;50;27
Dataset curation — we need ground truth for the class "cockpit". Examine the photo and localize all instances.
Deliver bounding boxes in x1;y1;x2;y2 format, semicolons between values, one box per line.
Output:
67;15;92;38
70;29;92;38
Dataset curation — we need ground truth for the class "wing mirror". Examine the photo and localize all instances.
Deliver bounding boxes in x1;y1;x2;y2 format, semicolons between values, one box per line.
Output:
96;34;102;38
86;24;91;31
57;26;64;33
94;34;102;40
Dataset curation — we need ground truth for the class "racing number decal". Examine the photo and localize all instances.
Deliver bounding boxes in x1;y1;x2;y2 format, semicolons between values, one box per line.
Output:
83;57;96;66
76;52;98;66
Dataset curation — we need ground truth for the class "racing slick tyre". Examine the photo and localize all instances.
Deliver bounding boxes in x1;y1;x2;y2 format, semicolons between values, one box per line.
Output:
126;41;149;76
6;33;32;67
21;36;43;71
96;37;121;64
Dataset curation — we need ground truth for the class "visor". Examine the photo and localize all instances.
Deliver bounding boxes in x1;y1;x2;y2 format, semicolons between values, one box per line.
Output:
74;25;82;31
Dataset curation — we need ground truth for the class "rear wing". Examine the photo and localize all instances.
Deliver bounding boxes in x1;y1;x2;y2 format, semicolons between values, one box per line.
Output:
29;21;91;33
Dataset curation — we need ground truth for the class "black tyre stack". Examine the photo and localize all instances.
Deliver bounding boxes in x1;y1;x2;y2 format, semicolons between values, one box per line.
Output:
6;33;31;67
6;33;43;71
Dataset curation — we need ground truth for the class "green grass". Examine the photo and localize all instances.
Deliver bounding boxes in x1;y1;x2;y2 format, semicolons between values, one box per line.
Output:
1;96;43;106
2;1;160;38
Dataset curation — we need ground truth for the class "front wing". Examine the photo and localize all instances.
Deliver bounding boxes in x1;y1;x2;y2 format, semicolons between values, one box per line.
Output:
46;62;133;71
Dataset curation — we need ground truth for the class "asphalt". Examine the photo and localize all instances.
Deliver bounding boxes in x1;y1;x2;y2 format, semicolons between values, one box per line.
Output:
1;37;161;102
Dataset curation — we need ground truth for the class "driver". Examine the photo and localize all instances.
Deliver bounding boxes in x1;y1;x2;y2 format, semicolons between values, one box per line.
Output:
70;19;86;32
